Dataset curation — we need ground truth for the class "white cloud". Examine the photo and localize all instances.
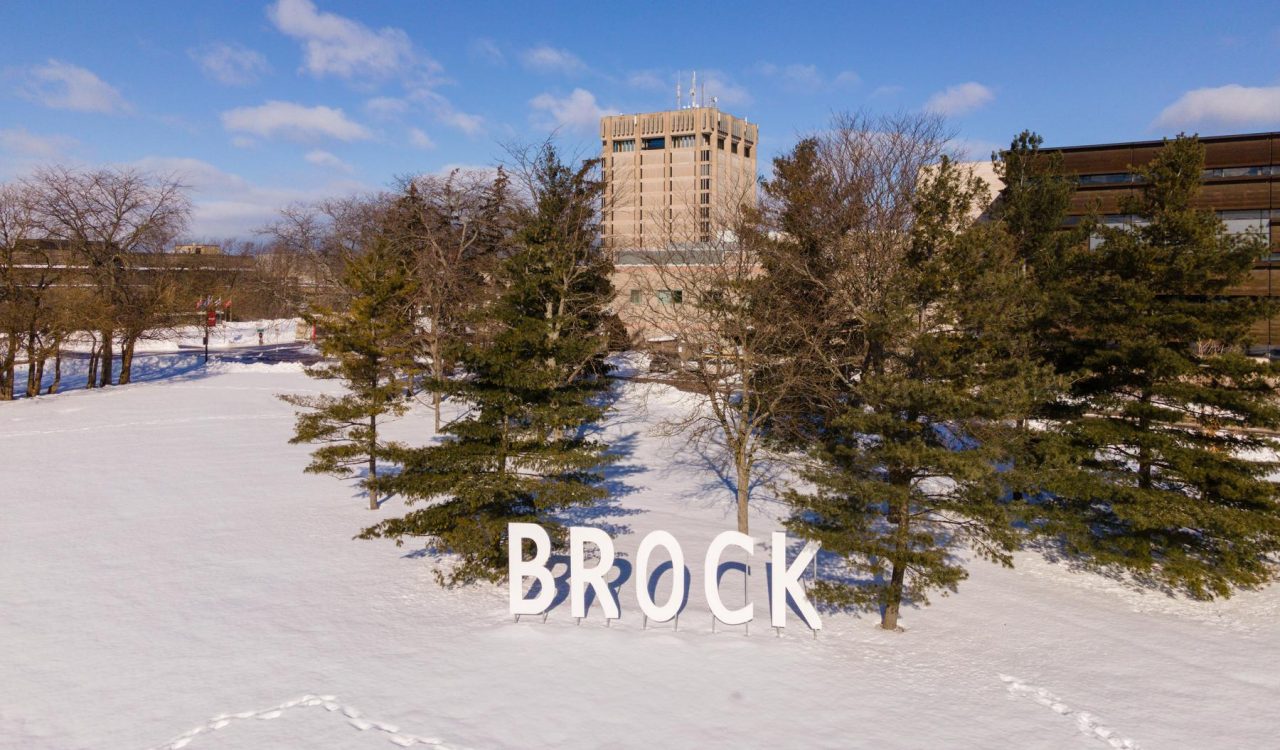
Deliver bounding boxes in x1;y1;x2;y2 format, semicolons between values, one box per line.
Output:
763;63;820;92
1154;84;1280;128
221;100;371;141
408;128;436;150
230;136;257;149
189;42;270;86
755;63;858;93
698;71;752;108
304;149;353;173
0;128;77;159
131;156;247;192
267;0;419;79
437;108;484;136
365;96;408;119
469;38;505;65
951;138;1005;162
427;163;500;181
409;89;485;136
530;88;615;132
129;155;367;237
833;71;861;88
870;84;904;98
521;45;586;75
627;71;665;91
21;59;129;113
924;82;995;116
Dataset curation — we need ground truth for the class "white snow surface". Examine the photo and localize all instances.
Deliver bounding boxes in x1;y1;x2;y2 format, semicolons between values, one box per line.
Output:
1;358;1278;749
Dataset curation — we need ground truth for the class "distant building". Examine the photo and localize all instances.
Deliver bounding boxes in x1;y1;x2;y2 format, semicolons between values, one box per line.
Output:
600;104;757;250
972;132;1279;351
600;91;759;339
173;244;223;256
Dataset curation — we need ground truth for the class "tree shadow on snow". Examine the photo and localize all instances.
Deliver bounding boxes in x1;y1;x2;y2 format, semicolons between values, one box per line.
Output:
9;351;228;399
658;434;788;526
1026;536;1185;598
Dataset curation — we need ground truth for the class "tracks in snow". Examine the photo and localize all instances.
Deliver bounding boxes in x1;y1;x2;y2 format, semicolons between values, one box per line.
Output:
148;694;462;749
999;674;1139;748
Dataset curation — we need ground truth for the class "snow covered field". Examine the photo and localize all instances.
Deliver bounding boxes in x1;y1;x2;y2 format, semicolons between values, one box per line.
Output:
2;356;1278;749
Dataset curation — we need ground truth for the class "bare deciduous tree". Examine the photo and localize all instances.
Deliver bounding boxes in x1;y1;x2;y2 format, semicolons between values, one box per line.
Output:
386;168;511;429
27;167;190;386
623;181;804;534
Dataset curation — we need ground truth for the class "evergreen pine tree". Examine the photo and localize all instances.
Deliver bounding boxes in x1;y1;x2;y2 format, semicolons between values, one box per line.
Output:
282;235;418;510
360;146;616;585
987;131;1083;502
1034;135;1280;597
989;131;1077;274
786;158;1056;630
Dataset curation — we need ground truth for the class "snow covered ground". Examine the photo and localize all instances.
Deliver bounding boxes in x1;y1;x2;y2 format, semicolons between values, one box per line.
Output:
2;354;1278;749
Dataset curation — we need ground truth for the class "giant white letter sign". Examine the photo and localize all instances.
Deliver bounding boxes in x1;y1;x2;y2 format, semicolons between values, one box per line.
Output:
704;531;754;625
634;530;686;623
770;532;822;630
570;526;620;619
508;522;555;616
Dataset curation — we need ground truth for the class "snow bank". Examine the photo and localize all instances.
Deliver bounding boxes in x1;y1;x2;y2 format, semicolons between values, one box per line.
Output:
1;367;1278;748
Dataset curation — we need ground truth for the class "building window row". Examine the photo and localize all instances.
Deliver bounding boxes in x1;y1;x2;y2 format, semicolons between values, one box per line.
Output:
642;137;666;150
1076;165;1278;185
629;288;684;305
1081;209;1274;250
672;134;695;148
613;139;635;153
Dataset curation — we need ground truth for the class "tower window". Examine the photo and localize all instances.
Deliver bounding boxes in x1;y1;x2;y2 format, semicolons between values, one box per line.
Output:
613;139;635;153
672;134;695;148
642;137;666;150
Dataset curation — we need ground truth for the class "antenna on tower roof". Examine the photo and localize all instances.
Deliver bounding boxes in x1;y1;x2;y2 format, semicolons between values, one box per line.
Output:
691;70;697;108
676;72;682;110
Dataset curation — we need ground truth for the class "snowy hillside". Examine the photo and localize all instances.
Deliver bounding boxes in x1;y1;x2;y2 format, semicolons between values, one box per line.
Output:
1;358;1278;749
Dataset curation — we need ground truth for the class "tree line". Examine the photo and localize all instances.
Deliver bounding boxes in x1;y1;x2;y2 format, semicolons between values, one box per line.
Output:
0;165;359;400
283;121;1280;630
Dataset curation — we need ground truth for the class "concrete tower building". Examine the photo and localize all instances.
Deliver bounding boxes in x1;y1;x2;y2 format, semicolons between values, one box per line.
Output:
599;97;758;253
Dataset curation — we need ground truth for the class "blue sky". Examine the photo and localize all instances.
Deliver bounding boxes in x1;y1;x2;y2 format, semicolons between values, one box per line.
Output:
2;0;1278;239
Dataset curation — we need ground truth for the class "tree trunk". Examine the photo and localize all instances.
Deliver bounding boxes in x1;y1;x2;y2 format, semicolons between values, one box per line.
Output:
0;360;8;400
430;337;443;431
881;494;911;631
87;343;98;390
25;328;39;397
99;330;113;387
119;337;136;385
735;449;751;534
368;368;379;510
0;335;13;400
48;347;62;394
367;412;379;510
32;355;45;398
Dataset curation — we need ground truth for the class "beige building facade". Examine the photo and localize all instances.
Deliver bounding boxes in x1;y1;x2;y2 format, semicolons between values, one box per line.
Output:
600;107;758;250
600;107;759;339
